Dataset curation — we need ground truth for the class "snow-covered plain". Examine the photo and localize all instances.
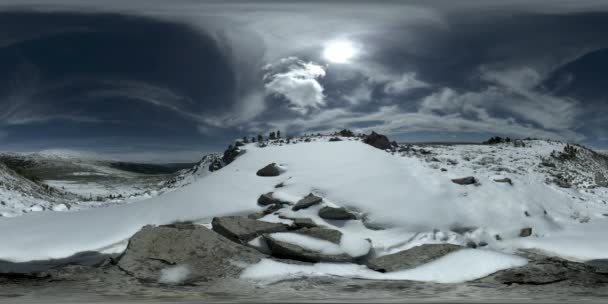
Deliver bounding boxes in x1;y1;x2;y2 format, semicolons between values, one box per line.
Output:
0;137;607;284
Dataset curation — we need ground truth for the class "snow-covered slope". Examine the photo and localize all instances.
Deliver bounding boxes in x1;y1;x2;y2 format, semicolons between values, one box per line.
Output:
0;137;607;265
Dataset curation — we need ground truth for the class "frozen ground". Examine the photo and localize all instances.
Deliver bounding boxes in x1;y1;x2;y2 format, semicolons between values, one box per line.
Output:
0;135;607;289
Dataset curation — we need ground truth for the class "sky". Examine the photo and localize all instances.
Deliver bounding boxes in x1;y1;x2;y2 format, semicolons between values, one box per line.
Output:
0;0;607;162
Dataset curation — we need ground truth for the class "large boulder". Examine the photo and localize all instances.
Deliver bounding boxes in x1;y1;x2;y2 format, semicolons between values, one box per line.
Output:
256;163;282;177
212;216;290;243
292;193;323;211
117;225;263;283
451;176;477;185
366;244;464;273
482;251;608;286
318;206;357;220
264;227;370;263
363;132;393;150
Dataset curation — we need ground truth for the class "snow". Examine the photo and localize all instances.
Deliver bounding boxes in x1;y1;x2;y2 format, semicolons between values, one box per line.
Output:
268;232;370;257
0;138;607;271
241;249;528;284
158;265;191;285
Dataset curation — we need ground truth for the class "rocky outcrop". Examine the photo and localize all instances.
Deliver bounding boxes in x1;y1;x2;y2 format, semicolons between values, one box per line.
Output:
117;225;263;283
318;206;357;220
483;251;608;286
256;163;282;177
212;216;289;243
292;193;323;211
366;244;464;273
363;132;393;150
451;176;477;185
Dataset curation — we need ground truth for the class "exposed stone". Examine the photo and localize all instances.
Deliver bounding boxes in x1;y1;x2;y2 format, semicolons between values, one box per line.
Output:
264;227;369;263
318;206;357;220
212;216;289;243
256;163;282;177
494;177;513;185
292;193;323;211
293;218;317;229
366;244;464;273
257;192;288;206
451;176;477;185
363;132;392;150
117;225;263;283
519;227;532;237
483;251;608;286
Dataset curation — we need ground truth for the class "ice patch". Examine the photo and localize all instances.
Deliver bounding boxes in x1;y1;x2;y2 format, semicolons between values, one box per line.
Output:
159;265;191;285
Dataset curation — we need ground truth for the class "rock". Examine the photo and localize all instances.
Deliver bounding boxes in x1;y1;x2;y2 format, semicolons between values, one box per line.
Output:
595;173;608;187
264;227;369;263
494;177;513;185
519;227;532;237
257;192;288;206
117;225;263;283
292;193;323;211
363;132;392;150
293;218;317;229
212;216;289;243
366;244;464;273
483;251;608;286
338;129;355;137
318;207;357;220
256;163;282;177
451;176;477;185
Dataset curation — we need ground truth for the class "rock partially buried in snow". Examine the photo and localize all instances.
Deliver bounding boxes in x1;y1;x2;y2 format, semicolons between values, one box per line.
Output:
263;227;370;263
117;225;263;283
366;244;464;273
256;163;282;177
519;227;532;237
212;216;290;243
451;176;477;185
257;192;288;206
318;206;357;220
363;131;393;150
292;193;323;211
494;177;513;185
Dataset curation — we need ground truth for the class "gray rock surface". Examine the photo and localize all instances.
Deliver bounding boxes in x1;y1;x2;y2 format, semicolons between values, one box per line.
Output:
293;218;317;228
264;227;368;263
318;206;357;220
117;225;263;283
451;176;477;185
256;163;282;177
366;244;464;273
483;251;608;286
292;193;323;211
212;216;289;243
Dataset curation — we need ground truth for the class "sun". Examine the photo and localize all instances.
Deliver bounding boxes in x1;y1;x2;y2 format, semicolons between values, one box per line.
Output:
323;40;356;64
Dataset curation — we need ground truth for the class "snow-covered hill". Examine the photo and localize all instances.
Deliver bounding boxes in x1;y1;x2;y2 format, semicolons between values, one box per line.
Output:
0;135;607;275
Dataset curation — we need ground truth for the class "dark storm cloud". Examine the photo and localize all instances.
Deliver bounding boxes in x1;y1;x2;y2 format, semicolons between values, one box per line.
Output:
1;0;608;160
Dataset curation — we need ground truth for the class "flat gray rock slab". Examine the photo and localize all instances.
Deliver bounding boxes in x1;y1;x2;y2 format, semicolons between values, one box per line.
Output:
264;227;368;263
212;216;290;243
117;225;263;283
292;193;323;211
366;244;464;273
318;206;357;220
